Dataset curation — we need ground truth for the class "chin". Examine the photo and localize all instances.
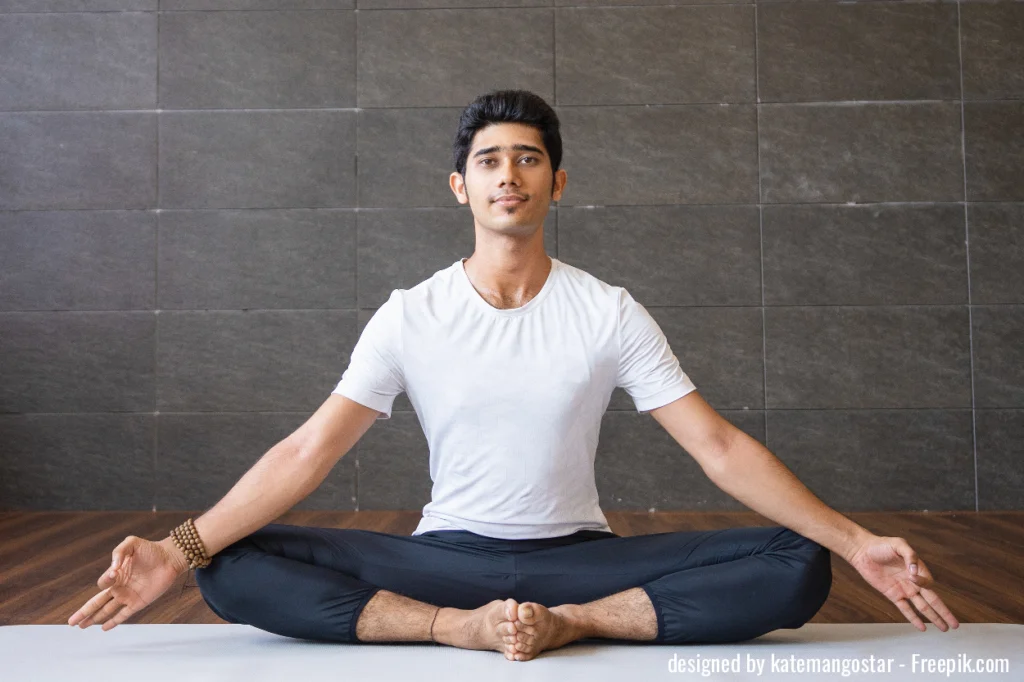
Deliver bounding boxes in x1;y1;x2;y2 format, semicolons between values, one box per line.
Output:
493;223;539;237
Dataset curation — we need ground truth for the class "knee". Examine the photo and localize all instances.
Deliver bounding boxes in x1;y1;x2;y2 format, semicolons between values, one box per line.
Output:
193;556;223;599
778;534;833;625
801;542;833;606
194;555;229;606
773;528;830;576
194;547;250;622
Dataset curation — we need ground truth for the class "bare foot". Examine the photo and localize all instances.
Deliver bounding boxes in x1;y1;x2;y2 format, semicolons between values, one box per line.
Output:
508;601;587;661
435;598;521;660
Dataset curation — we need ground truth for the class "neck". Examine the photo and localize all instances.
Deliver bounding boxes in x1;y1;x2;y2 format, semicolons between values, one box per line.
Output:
463;245;552;308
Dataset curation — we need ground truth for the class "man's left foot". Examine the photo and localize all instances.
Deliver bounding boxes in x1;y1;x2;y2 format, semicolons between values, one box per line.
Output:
505;602;586;661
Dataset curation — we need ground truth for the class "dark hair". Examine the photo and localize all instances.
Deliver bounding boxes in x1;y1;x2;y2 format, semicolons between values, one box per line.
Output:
452;90;562;180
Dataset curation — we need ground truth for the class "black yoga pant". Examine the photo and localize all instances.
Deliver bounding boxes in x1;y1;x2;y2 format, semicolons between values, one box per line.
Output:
194;523;832;645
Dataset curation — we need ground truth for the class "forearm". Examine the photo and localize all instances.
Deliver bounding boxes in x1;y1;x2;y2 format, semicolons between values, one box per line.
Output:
706;431;874;563
162;440;331;567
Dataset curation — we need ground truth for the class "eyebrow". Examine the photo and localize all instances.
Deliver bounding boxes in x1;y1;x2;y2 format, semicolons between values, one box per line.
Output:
472;144;546;159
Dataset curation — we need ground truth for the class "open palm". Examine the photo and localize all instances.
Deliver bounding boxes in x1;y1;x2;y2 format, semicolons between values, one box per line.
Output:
847;534;959;632
68;536;183;631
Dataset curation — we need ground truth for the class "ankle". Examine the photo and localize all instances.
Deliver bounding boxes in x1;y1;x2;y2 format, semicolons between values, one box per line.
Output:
430;606;462;646
428;606;442;642
552;603;591;640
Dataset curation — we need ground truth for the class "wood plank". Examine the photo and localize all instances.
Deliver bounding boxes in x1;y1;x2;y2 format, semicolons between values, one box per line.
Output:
1;511;1019;628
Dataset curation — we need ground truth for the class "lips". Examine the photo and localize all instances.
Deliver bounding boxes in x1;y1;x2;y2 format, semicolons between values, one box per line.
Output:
494;195;526;204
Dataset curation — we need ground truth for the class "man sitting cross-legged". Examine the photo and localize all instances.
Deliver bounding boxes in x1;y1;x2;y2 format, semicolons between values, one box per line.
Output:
68;90;959;661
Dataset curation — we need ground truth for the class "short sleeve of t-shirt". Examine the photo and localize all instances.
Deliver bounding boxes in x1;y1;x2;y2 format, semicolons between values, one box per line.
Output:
616;288;697;413
331;289;405;419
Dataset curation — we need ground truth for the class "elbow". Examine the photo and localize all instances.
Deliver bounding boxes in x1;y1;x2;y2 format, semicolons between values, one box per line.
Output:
278;439;328;477
702;450;730;483
701;427;740;480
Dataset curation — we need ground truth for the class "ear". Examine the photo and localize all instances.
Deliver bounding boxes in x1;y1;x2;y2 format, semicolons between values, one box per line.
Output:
450;172;469;205
551;168;567;202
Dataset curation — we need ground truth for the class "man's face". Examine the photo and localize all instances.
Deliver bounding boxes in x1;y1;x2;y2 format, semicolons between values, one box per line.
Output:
450;122;566;238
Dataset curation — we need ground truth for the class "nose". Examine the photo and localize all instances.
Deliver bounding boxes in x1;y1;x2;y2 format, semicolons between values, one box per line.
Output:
498;157;521;187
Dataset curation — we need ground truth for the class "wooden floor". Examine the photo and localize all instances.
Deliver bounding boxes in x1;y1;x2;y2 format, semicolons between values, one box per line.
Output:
1;510;1021;627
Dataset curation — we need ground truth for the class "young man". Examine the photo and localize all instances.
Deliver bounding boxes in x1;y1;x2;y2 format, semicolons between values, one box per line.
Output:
69;90;958;661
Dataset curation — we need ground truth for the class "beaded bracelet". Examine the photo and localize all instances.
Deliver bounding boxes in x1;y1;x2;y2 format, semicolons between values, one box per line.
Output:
169;517;212;569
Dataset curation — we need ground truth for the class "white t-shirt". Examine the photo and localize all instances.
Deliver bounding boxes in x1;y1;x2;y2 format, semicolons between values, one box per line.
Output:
332;256;697;539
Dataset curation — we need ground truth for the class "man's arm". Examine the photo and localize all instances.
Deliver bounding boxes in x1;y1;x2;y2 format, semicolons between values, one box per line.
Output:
162;394;382;564
649;391;873;563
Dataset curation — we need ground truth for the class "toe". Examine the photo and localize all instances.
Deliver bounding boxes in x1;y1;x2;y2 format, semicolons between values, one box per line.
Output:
519;603;536;624
504;598;518;622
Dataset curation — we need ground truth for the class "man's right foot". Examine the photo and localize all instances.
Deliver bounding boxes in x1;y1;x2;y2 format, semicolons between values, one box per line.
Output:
435;598;521;660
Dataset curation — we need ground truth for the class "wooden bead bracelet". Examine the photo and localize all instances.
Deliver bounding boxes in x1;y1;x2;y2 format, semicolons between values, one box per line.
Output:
169;517;212;569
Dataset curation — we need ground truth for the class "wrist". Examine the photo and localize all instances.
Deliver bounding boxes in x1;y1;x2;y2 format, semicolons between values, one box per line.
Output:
159;536;191;576
841;526;877;564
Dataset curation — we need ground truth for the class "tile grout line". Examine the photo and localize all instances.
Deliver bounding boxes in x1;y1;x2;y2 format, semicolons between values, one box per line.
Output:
2;201;1017;214
0;3;769;16
956;0;980;513
354;4;361;512
8;98;1024;115
153;7;161;514
2;303;1019;314
1;407;991;417
754;2;769;448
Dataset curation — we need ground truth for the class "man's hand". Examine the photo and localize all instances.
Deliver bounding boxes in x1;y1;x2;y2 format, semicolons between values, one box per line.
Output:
67;535;190;632
847;534;960;632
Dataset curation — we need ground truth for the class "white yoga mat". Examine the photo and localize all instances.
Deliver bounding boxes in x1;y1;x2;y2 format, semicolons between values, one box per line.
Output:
2;623;1021;681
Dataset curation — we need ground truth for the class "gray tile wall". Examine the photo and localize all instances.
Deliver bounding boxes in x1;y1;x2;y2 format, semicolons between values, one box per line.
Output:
0;0;1021;513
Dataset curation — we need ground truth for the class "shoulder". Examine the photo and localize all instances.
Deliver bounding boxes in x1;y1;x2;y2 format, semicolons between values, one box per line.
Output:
554;258;625;310
396;259;463;310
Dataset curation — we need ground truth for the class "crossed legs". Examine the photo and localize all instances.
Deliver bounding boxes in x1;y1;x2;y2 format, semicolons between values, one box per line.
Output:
195;524;832;661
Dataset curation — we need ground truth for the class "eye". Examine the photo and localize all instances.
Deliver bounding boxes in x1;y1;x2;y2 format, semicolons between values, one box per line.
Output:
479;156;536;167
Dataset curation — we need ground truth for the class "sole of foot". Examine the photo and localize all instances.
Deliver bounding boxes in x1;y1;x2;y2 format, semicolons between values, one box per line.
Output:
506;601;585;662
442;598;521;660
